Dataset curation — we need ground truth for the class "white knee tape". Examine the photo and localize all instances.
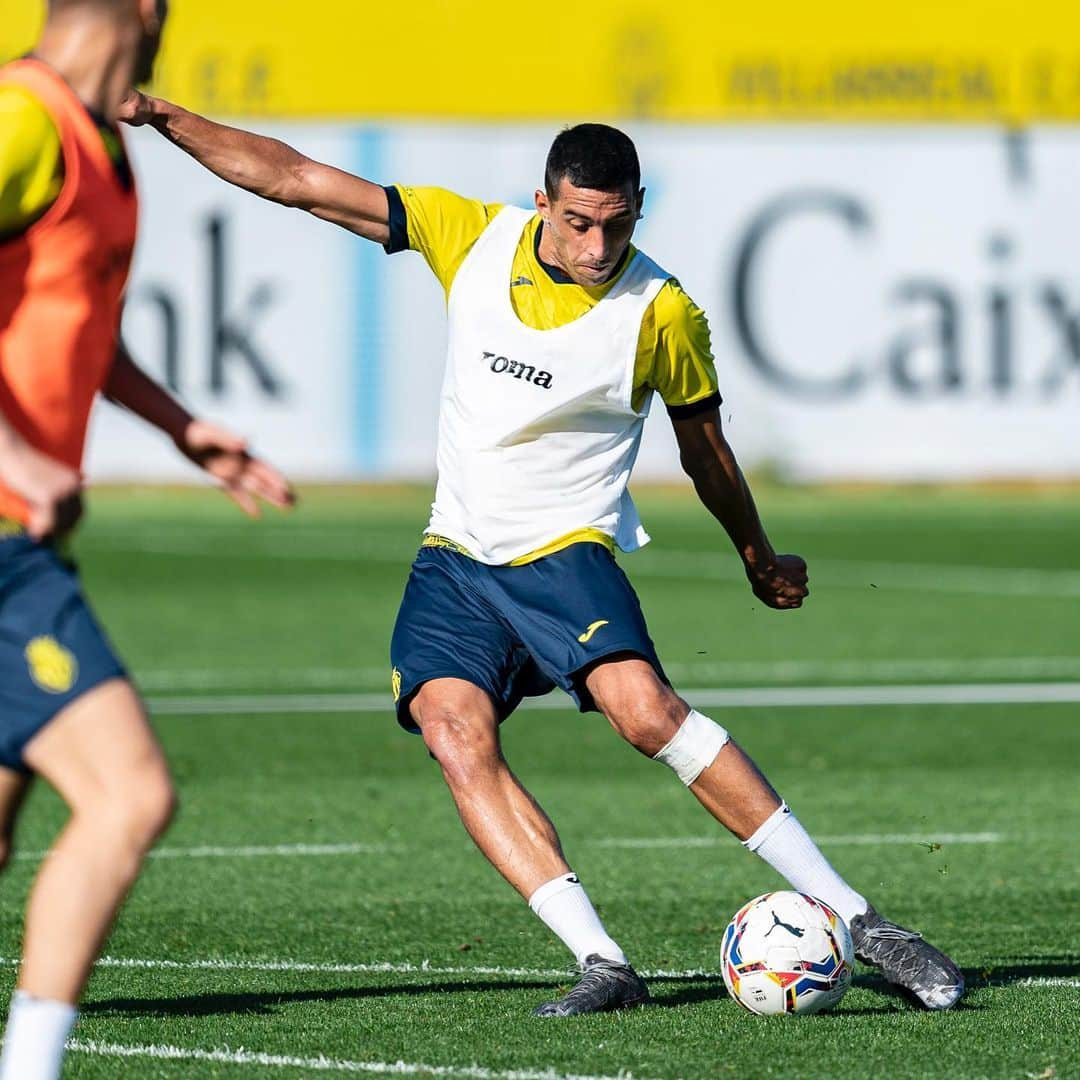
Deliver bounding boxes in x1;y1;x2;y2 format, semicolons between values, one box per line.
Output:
652;709;730;786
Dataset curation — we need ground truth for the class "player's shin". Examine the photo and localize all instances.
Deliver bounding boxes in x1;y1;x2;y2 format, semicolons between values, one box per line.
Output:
652;711;868;925
528;873;627;967
742;802;868;925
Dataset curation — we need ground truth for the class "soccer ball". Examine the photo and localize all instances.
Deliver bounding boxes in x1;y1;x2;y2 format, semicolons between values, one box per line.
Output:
721;891;854;1015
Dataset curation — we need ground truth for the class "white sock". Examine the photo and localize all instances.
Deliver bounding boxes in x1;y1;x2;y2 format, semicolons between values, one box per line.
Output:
528;872;628;967
0;991;77;1080
743;803;869;925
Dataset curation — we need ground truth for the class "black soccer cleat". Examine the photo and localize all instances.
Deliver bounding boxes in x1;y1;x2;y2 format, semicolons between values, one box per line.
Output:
849;904;964;1010
533;954;651;1017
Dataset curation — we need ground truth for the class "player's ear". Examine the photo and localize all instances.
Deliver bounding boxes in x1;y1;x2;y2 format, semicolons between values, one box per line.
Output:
636;187;646;220
535;188;551;222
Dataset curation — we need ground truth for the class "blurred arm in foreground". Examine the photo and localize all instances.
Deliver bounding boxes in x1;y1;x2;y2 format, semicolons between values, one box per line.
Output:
118;90;390;243
672;406;808;610
104;341;296;517
0;409;82;540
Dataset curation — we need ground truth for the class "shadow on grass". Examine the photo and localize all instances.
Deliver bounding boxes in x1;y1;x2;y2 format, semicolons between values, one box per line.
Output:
854;956;1078;999
651;968;1023;1013
964;958;1080;986
84;959;1074;1019
651;978;902;1014
84;979;557;1018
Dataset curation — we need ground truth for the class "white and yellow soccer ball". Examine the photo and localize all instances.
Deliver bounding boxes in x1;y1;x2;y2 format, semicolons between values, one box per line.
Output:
721;891;854;1015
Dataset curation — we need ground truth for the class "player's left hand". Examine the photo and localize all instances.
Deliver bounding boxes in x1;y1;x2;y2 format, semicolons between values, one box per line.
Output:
176;420;296;518
746;553;809;610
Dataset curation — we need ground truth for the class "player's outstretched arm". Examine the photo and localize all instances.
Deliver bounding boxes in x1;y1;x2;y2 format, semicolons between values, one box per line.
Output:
672;407;808;610
104;343;296;517
118;91;391;244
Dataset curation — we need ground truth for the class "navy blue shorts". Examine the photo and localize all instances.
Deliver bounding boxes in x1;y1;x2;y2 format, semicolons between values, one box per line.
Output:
390;540;666;731
0;532;126;772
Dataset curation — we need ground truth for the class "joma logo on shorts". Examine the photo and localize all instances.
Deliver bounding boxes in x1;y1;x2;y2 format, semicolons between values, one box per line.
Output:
483;352;553;389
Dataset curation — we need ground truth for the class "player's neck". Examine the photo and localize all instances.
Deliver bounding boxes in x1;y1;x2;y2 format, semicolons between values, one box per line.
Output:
35;16;137;121
534;222;574;281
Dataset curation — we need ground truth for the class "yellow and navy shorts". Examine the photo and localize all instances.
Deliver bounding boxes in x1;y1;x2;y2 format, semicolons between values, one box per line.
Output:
0;529;126;771
390;539;667;731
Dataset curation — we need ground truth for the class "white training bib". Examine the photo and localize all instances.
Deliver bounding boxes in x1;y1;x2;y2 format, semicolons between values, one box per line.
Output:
426;207;670;565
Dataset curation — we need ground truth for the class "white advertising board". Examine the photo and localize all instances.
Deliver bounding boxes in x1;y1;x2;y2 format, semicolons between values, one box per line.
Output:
88;124;1080;482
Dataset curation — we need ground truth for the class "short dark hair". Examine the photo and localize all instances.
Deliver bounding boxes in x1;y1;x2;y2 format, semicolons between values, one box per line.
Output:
544;124;641;198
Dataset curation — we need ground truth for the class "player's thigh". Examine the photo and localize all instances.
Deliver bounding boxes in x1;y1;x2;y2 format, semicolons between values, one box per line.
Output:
23;678;175;838
391;547;533;732
488;542;668;710
0;535;127;773
583;654;690;755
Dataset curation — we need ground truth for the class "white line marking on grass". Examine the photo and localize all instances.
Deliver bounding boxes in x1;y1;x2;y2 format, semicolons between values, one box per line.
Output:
9;831;1002;867
99;957;571;977
133;656;1080;692
592;832;1004;850
148;842;395;859
666;656;1080;684
13;842;394;863
675;683;1080;707
1013;978;1080;988
145;681;1080;716
67;1040;648;1079
78;954;724;983
0;956;574;979
14;953;1078;989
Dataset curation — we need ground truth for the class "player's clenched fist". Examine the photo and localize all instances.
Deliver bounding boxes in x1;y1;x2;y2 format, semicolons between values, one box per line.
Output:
116;88;155;126
747;553;810;609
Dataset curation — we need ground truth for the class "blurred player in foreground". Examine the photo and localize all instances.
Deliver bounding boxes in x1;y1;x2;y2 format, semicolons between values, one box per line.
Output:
0;3;294;1076
121;94;963;1015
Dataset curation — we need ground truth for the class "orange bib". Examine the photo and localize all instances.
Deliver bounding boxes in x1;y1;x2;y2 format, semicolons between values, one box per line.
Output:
0;59;138;524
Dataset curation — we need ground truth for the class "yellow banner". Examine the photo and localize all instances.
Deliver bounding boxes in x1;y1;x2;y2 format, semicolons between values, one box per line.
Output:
3;0;1079;122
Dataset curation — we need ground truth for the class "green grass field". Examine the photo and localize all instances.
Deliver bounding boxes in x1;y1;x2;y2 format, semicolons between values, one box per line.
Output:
3;484;1078;1078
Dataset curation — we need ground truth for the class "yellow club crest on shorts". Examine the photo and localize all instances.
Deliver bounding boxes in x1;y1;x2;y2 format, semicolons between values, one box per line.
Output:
391;667;402;703
24;636;79;694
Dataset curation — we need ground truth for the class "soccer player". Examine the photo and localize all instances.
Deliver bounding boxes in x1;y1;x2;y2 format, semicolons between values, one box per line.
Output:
0;3;294;1076
121;96;964;1015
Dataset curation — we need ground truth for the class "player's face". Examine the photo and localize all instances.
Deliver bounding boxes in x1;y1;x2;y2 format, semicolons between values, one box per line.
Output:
133;0;169;86
536;177;644;288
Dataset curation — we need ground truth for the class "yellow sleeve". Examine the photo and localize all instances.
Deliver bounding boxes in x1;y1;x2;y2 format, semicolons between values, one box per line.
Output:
0;85;62;238
390;185;503;297
634;278;721;412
